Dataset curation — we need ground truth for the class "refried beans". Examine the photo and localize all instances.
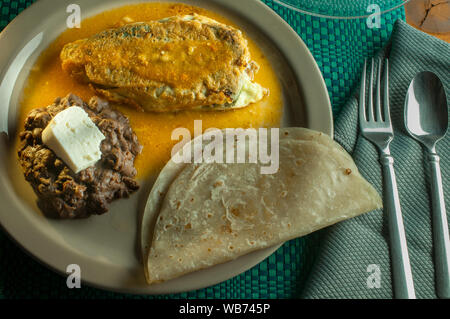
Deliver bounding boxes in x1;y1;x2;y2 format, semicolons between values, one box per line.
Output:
18;93;142;219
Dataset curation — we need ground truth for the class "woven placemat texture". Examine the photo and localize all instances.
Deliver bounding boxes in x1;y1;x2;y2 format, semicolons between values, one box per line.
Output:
0;0;406;299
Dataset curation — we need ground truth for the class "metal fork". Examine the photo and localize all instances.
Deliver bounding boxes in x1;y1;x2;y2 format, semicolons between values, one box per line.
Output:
359;58;416;299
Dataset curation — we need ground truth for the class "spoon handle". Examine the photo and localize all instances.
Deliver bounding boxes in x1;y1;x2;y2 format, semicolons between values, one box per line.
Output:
428;152;450;299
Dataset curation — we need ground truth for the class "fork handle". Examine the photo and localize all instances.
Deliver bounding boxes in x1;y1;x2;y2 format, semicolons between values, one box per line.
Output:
428;153;450;299
381;154;416;299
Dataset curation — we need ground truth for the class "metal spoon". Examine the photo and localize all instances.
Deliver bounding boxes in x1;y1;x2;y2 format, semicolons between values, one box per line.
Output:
404;71;450;298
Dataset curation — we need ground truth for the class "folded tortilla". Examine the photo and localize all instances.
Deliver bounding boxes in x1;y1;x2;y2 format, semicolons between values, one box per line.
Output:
141;128;382;284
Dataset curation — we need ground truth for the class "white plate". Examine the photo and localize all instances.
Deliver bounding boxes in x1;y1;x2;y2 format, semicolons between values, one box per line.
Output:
0;0;332;294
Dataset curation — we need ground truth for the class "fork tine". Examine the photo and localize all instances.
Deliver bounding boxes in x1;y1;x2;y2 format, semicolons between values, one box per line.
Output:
368;58;375;122
359;59;367;123
375;58;383;122
383;58;391;125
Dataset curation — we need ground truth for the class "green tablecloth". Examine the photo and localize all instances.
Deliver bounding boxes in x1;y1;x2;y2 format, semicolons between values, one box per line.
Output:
0;0;407;299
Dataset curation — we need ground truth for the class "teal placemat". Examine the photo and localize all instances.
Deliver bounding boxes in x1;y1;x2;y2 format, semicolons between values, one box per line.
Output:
0;0;405;299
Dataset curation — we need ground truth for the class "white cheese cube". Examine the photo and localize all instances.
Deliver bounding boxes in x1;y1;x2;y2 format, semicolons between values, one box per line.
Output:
42;106;105;173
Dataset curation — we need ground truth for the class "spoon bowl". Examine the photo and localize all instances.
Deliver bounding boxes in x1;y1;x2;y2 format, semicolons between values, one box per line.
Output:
404;71;448;151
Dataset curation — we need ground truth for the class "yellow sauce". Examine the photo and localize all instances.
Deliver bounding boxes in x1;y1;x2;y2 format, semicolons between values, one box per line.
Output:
19;2;283;178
